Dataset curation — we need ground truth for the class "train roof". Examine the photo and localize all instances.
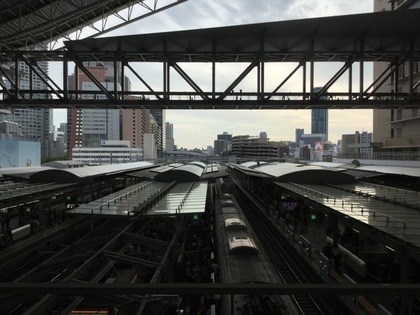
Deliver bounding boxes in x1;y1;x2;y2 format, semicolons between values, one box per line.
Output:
224;218;247;231
228;237;259;255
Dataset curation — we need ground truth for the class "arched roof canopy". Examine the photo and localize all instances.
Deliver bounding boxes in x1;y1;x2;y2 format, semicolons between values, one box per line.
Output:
0;166;55;180
29;161;155;183
189;161;207;169
232;162;355;185
154;164;204;182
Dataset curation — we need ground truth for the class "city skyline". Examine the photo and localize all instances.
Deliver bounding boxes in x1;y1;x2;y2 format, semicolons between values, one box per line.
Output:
53;0;374;149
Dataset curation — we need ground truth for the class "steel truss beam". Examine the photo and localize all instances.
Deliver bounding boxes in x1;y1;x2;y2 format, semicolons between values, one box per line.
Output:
18;217;180;314
0;51;420;109
1;50;419;110
2;9;420;110
1;282;419;296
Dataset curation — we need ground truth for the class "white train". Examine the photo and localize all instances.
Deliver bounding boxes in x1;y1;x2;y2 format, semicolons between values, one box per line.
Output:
215;192;292;315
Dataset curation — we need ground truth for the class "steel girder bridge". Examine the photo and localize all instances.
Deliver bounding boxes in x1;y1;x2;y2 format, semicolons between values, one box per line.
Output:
1;9;420;111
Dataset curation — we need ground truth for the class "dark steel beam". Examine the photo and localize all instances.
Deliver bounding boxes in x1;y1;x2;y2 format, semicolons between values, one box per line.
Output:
102;250;161;269
1;39;420;109
122;232;170;252
2;97;419;109
0;282;419;296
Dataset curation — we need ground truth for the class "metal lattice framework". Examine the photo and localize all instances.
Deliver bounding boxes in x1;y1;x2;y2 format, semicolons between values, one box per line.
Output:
0;0;189;50
1;9;420;110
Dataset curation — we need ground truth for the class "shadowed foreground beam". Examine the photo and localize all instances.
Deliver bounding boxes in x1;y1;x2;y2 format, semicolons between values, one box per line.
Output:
0;283;419;296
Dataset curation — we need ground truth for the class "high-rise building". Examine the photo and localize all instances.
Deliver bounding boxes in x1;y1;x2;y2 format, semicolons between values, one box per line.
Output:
214;140;228;156
57;123;67;154
67;63;116;157
295;128;304;144
373;0;420;159
217;131;232;142
143;133;157;160
121;107;150;150
165;122;175;152
67;62;151;160
311;87;328;140
311;109;328;140
166;122;173;139
0;45;52;158
217;132;232;153
149;114;161;157
150;109;166;157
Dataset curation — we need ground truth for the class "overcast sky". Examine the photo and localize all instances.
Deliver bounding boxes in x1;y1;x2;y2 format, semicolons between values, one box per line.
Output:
53;0;374;149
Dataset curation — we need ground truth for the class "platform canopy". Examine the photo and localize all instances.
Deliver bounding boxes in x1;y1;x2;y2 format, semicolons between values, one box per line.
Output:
30;162;155;183
232;162;355;185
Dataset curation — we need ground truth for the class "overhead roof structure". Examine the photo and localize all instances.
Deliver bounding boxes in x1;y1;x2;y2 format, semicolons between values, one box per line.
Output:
0;0;188;50
155;163;205;182
30;161;155;183
64;9;420;63
69;180;208;217
232;162;355;184
310;161;420;179
2;9;420;109
276;181;420;254
0;166;54;179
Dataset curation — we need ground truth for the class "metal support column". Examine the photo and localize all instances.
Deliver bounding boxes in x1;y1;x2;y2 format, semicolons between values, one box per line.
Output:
359;61;364;100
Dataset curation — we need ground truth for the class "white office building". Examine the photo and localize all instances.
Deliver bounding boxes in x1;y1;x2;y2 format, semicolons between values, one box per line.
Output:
72;140;142;165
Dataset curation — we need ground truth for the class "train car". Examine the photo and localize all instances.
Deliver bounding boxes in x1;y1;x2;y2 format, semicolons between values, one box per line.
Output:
215;193;293;315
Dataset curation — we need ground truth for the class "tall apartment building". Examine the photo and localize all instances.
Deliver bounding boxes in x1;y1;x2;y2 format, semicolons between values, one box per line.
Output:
67;62;150;160
295;128;304;144
149;114;161;158
67;63;120;157
373;0;420;159
150;109;166;157
217;132;232;153
165;122;175;152
0;45;52;159
121;107;150;150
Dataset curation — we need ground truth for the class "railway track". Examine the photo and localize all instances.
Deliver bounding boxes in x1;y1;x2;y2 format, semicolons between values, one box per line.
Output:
232;182;354;315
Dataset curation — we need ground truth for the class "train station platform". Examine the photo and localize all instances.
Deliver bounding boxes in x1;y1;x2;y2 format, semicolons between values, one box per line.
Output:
263;207;400;315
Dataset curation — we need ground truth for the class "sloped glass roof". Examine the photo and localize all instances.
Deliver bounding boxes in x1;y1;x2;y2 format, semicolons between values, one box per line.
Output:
154;164;204;182
276;181;420;248
146;181;208;216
